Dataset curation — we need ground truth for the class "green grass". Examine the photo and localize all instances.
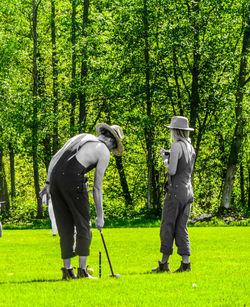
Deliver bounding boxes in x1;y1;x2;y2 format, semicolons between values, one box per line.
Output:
0;227;249;306
2;215;249;229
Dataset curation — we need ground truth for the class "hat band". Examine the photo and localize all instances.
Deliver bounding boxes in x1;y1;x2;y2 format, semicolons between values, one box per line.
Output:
171;125;188;129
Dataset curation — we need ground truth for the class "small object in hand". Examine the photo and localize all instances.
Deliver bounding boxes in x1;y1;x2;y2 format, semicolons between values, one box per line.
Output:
163;150;170;156
87;267;94;276
159;147;170;157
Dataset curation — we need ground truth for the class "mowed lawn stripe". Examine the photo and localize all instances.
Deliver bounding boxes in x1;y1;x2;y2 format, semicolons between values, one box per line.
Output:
0;227;249;306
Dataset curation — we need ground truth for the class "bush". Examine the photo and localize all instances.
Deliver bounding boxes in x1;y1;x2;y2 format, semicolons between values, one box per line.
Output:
1;199;49;225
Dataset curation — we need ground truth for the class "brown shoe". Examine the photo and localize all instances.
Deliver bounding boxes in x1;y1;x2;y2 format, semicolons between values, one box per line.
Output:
174;262;191;273
61;267;77;280
77;268;97;279
152;260;171;272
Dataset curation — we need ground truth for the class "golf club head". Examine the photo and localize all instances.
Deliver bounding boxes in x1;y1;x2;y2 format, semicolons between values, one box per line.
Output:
108;274;120;278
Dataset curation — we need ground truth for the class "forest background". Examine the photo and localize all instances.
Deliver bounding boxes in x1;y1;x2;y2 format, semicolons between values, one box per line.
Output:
0;0;249;226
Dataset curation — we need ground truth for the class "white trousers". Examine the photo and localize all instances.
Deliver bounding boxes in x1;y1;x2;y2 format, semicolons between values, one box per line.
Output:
48;198;58;236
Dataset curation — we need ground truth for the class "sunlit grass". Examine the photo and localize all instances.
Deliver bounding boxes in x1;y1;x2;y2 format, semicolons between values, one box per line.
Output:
0;227;249;306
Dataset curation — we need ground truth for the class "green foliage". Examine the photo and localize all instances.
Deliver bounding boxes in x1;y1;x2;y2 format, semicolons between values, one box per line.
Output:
0;0;249;222
1;199;49;226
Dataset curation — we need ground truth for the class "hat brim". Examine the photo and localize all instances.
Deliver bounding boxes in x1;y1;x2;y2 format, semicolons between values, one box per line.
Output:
96;123;124;156
164;125;194;131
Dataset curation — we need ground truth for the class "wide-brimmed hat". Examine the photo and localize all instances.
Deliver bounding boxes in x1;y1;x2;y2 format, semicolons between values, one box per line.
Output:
165;116;194;131
96;123;124;156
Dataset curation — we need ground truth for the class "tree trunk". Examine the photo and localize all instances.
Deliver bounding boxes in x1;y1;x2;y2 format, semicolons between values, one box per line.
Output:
32;0;43;218
248;165;250;209
172;46;184;116
189;0;201;132
240;163;245;207
143;0;154;209
0;132;10;212
70;0;77;135
51;0;59;154
115;156;133;211
78;0;89;132
103;103;133;209
9;143;16;201
152;165;161;213
221;13;249;208
42;134;52;172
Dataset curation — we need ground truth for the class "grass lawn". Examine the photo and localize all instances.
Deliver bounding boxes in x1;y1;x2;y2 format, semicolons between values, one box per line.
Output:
0;227;249;306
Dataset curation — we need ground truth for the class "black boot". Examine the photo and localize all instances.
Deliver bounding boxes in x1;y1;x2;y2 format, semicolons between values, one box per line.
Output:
77;268;97;279
61;267;77;280
152;260;171;272
174;261;191;273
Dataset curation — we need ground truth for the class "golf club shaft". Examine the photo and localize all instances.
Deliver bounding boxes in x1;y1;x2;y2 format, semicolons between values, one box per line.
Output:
100;230;114;276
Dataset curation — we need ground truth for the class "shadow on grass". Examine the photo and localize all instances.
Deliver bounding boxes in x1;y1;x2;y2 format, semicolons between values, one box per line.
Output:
0;272;170;283
0;278;64;285
122;270;169;276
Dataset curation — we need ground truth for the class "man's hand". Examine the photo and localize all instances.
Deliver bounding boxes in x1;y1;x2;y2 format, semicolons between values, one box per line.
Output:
159;147;170;162
39;184;50;199
159;147;166;158
95;216;104;230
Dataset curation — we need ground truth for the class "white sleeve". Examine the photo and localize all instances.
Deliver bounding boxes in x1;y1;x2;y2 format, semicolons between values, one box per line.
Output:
166;142;182;176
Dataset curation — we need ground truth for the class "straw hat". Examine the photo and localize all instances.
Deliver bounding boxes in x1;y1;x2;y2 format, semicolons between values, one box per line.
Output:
96;123;124;156
165;116;194;131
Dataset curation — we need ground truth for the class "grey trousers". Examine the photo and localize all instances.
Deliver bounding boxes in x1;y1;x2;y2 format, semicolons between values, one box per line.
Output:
160;193;191;256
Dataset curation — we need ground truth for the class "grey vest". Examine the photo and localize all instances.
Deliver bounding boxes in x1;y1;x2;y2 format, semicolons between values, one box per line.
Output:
168;141;196;204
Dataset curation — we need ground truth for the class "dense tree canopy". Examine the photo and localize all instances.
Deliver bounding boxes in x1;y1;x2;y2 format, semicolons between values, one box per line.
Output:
0;0;249;223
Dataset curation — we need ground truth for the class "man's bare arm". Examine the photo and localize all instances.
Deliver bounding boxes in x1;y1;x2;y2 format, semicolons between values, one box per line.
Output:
93;147;110;230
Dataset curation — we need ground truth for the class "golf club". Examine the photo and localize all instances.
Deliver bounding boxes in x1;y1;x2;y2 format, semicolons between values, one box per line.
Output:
99;230;120;278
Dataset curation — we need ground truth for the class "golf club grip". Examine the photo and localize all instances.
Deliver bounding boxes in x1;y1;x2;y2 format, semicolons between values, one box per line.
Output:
100;231;114;276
